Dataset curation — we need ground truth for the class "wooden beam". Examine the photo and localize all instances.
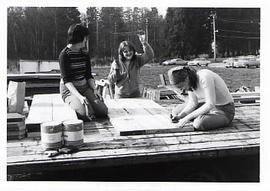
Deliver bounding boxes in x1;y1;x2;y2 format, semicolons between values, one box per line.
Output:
231;92;260;97
164;85;260;103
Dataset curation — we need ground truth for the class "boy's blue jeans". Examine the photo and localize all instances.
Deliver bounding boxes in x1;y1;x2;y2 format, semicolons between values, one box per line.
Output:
60;83;108;121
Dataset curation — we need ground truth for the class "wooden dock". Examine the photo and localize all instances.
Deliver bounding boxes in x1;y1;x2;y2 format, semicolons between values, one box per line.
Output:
7;96;260;180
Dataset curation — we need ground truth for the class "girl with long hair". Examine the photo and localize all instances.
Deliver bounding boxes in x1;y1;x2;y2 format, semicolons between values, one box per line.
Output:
108;32;154;98
168;66;235;130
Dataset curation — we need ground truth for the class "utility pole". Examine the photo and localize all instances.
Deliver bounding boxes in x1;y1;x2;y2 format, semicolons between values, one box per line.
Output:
211;12;217;61
113;22;117;59
145;18;149;43
96;15;99;57
85;16;90;53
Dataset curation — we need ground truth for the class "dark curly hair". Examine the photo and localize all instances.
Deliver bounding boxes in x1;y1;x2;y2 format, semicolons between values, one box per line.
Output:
67;24;89;44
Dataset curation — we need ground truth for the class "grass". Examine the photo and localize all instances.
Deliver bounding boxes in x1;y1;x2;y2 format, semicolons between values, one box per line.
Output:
7;61;259;92
92;64;260;92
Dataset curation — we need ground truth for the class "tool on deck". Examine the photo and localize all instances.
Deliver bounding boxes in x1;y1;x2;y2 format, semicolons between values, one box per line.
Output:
45;147;79;157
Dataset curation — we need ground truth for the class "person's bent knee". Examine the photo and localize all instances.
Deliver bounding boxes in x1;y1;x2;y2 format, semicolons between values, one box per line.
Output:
192;115;217;131
74;105;87;119
193;115;206;131
75;105;95;122
193;114;229;131
65;97;86;116
65;98;91;120
93;100;108;117
95;107;108;117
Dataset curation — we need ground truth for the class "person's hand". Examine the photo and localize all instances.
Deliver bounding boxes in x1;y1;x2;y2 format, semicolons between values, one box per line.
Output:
177;117;189;128
79;95;89;106
94;89;103;101
111;59;118;70
170;114;181;123
137;30;146;44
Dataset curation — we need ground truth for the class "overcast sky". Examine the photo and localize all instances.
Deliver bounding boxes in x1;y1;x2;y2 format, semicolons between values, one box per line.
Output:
77;6;168;17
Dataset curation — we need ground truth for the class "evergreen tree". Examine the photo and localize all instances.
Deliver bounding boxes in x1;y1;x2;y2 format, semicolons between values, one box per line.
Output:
7;7;260;64
216;8;260;56
7;7;80;60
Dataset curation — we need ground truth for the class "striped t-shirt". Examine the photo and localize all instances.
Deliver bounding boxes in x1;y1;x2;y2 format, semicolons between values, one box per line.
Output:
59;47;93;100
59;47;93;84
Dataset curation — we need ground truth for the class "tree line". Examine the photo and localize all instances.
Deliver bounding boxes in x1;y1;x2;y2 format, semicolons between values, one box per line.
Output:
8;7;260;63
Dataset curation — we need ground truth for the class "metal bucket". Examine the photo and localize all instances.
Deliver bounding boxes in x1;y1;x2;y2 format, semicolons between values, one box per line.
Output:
40;121;63;150
63;119;84;147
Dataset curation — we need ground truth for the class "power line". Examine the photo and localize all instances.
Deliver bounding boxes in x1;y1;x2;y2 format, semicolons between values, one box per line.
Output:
216;34;260;40
220;17;259;22
110;31;137;35
217;18;260;24
218;29;259;34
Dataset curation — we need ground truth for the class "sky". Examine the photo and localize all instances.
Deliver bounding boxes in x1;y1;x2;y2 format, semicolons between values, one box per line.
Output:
77;6;168;17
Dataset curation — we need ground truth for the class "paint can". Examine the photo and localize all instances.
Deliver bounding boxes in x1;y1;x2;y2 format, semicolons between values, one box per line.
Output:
40;121;63;150
63;119;84;147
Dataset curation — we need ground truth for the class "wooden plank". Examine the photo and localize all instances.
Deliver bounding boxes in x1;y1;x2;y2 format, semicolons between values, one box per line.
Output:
7;73;61;80
118;99;171;130
105;99;194;136
7;120;259;149
7;135;259;165
7;143;259;170
8;144;259;176
233;96;260;102
105;98;260;136
231;92;260;97
51;94;77;122
7;73;96;80
7;113;25;122
8;145;259;176
26;94;77;135
24;83;59;89
26;94;53;126
163;85;260;103
7;126;259;159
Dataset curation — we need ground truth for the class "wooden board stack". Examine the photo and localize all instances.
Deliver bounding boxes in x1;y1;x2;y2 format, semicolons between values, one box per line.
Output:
7;113;26;140
26;94;78;138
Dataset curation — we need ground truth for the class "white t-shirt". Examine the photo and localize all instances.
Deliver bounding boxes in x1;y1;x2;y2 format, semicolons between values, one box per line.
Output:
191;69;233;106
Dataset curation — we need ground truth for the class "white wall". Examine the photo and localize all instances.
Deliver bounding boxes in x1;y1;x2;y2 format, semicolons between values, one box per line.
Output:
19;60;59;74
40;61;60;72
